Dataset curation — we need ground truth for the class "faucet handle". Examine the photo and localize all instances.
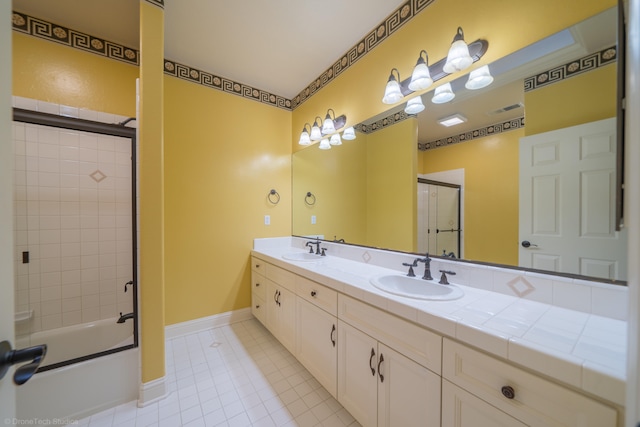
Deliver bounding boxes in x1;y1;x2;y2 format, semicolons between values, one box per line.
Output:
438;270;456;285
402;262;416;277
321;247;327;256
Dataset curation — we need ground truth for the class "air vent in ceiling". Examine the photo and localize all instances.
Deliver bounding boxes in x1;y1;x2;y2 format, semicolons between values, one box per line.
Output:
487;102;524;115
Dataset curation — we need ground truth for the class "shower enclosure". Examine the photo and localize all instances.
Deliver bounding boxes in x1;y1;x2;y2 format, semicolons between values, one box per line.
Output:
417;178;462;258
12;106;138;371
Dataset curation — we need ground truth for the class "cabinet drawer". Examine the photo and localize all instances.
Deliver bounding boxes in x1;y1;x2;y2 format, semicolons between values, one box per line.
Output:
442;338;617;427
266;263;296;291
252;271;267;300
252;292;266;325
251;256;265;274
296;276;337;316
338;294;442;374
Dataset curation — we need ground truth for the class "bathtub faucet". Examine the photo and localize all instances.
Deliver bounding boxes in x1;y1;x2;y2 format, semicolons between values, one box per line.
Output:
117;312;135;324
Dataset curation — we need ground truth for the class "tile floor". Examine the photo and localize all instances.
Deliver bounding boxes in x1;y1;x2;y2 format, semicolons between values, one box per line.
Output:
78;319;360;426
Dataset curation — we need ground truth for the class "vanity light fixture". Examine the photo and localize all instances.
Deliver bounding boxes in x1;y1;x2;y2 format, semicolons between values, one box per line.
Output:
322;109;337;135
437;113;467;127
408;50;433;91
382;68;404;104
318;138;331;150
431;83;455;104
298;123;312;145
443;27;474;73
404;95;425;114
330;134;342;146
465;65;494;90
342;126;356;140
310;117;323;141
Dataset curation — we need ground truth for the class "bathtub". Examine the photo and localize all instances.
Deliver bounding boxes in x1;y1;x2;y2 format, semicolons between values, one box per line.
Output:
24;317;135;367
16;317;138;421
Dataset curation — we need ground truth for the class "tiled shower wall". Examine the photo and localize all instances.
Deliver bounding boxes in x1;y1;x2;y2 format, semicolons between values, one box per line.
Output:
12;97;134;334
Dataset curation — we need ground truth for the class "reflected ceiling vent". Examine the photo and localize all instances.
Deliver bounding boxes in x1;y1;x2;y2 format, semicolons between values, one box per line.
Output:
487;102;524;115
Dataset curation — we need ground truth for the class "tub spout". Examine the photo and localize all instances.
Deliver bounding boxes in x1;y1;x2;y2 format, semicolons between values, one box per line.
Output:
117;312;135;324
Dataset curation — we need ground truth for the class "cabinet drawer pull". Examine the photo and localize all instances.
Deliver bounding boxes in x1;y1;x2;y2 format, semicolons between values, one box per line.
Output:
255;263;261;269
255;282;260;287
311;290;317;297
255;305;260;309
377;354;385;383
369;348;376;376
501;385;515;399
330;324;336;347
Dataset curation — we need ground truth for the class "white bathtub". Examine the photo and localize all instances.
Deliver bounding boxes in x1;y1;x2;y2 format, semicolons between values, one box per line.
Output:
26;317;134;367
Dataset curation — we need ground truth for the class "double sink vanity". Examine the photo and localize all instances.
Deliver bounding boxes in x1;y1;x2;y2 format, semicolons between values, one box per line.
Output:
251;236;626;426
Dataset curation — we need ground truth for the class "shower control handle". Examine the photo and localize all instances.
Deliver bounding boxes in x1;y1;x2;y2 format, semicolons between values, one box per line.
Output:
124;280;134;292
0;340;47;385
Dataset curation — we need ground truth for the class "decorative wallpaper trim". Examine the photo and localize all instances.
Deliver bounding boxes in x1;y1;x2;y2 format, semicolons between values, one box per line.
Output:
524;45;616;92
144;0;165;8
11;11;139;66
163;59;292;110
419;117;525;151
291;0;436;109
356;110;414;134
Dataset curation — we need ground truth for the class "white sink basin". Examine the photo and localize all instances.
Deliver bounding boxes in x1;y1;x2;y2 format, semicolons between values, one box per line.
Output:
282;252;323;262
370;274;464;301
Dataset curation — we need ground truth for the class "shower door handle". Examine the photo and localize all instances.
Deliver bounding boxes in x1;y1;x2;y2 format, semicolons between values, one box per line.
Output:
0;340;47;385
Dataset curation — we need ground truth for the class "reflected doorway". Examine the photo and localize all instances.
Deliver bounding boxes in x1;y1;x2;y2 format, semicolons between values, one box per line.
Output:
417;178;462;258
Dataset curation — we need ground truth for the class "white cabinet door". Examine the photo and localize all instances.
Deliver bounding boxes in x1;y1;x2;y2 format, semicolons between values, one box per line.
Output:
377;343;441;427
296;298;338;397
265;279;279;334
338;320;378;427
265;280;296;354
442;380;526;427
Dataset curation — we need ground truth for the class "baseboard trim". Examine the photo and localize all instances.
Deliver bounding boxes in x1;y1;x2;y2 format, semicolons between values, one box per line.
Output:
137;376;168;407
164;307;253;339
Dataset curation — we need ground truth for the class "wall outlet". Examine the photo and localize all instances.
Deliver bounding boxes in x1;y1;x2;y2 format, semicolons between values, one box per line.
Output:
311;215;316;224
264;215;270;225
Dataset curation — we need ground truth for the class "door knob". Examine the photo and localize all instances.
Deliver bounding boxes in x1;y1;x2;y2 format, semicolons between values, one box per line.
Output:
0;340;47;385
521;240;538;248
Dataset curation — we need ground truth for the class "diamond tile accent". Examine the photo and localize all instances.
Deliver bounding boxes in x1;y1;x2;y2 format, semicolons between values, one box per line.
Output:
362;251;371;263
90;169;107;183
507;276;536;297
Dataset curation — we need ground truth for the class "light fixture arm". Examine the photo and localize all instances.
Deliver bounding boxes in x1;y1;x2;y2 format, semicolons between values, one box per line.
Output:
451;27;465;43
416;50;428;66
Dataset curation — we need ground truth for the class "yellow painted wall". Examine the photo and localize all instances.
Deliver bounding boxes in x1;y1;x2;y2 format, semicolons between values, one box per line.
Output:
420;130;522;265
367;118;417;252
291;0;615;151
292;136;367;243
163;77;292;325
12;32;137;116
525;63;617;135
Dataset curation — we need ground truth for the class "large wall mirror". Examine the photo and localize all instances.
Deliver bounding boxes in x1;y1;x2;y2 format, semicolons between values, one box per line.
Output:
292;6;626;284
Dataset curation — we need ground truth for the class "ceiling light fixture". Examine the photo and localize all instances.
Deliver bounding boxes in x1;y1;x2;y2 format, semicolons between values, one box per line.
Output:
431;83;455;104
437;113;467;127
443;27;474;73
298;123;312;145
404;95;425;114
465;65;494;90
408;50;433;91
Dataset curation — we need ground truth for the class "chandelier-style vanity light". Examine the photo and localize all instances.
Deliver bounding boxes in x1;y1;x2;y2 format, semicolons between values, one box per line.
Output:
310;116;323;141
318;138;331;150
298;109;354;148
342;126;356;140
298;123;312;145
382;27;489;112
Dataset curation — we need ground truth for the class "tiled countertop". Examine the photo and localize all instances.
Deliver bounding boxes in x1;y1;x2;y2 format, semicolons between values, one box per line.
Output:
252;238;626;407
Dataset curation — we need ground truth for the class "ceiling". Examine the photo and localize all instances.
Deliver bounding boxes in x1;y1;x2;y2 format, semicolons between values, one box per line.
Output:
11;0;406;99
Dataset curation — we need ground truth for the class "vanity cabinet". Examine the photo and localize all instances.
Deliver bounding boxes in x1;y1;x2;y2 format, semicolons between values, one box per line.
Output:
262;262;297;354
442;338;618;427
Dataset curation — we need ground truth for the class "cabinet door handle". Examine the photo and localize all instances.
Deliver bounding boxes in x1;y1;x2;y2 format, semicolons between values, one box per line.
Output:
330;324;336;347
273;290;278;304
276;290;281;306
501;385;515;399
369;348;376;376
310;290;317;297
377;353;384;383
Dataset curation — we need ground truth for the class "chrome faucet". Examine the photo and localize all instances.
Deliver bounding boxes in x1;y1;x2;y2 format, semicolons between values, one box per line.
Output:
117;312;135;323
417;253;433;280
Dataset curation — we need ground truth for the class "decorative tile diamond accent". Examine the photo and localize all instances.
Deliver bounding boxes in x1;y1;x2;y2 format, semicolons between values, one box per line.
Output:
362;251;371;263
90;169;107;183
507;276;536;297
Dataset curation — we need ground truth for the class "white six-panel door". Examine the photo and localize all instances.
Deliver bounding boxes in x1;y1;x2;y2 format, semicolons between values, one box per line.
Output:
519;118;627;280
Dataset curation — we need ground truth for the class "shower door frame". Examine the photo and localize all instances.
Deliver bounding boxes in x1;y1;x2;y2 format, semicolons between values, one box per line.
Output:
417;177;462;258
12;108;139;372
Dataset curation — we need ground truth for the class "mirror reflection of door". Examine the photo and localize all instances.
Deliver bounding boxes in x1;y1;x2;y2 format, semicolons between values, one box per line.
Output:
519;117;627;280
417;178;461;258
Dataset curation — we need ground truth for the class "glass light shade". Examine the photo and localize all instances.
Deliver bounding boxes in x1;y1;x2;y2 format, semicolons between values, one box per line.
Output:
330;134;342;146
408;63;433;91
322;115;336;135
318;138;331;150
382;79;403;104
342;126;356;140
404;96;425;114
465;65;494;90
310;124;322;141
432;83;455;104
298;130;311;145
443;40;473;73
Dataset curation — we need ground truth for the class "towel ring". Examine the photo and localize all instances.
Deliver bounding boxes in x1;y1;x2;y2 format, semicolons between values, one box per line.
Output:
268;189;280;204
305;192;316;206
